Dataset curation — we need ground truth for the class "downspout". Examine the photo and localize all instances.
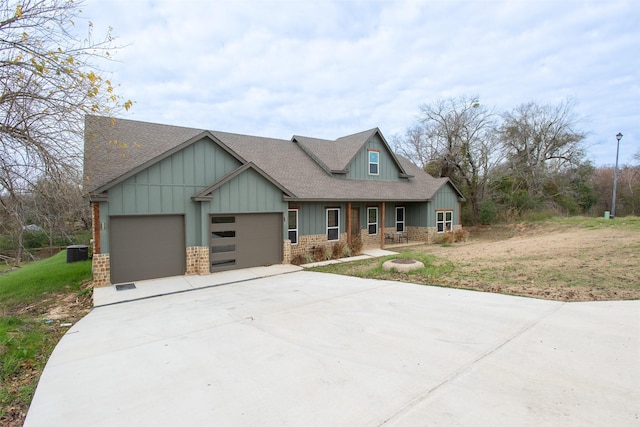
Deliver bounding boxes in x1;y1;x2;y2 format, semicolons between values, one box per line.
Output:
346;202;352;245
381;202;386;248
92;202;101;254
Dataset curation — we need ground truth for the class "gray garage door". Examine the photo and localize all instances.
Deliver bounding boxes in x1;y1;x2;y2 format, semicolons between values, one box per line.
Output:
110;215;186;284
210;213;282;272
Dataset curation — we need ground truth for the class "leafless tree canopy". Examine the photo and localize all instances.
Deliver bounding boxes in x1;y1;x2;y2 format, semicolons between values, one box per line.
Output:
0;0;129;260
393;95;501;221
499;99;586;196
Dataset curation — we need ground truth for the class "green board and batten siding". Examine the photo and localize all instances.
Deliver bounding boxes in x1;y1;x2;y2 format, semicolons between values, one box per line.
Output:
426;183;460;226
100;138;288;252
288;202;347;237
345;135;403;181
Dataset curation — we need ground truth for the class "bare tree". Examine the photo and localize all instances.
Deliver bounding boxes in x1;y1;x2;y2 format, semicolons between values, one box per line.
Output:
395;96;502;223
499;99;586;198
0;0;130;260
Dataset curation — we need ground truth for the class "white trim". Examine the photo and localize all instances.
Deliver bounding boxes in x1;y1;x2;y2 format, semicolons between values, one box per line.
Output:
288;209;298;245
436;210;453;233
395;206;405;232
367;207;378;235
326;208;340;241
368;150;379;176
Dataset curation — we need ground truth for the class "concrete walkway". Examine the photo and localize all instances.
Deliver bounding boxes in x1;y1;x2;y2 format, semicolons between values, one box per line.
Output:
26;271;639;426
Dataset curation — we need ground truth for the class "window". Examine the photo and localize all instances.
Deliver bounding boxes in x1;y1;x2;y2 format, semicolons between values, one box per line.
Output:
395;206;405;232
368;150;379;175
288;209;298;245
367;207;378;235
326;208;340;241
437;211;453;233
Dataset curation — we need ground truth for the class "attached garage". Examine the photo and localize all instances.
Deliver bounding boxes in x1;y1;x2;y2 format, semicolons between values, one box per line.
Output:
210;213;282;272
109;215;186;284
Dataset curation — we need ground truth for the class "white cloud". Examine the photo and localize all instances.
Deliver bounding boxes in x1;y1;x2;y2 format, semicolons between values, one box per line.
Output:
84;0;640;165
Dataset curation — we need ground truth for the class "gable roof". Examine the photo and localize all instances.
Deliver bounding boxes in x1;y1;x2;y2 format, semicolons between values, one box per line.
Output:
192;162;294;201
84;115;461;202
292;128;411;177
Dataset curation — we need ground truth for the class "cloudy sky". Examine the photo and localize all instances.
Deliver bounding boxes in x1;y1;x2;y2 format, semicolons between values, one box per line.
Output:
84;0;639;166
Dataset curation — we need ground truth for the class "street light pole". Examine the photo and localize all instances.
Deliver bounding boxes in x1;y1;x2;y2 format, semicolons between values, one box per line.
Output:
611;132;623;218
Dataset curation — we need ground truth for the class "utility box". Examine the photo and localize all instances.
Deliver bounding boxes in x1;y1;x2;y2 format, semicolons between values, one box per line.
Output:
604;211;610;219
67;245;89;263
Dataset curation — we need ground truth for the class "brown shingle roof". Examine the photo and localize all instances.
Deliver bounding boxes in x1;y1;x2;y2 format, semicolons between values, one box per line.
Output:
84;115;458;202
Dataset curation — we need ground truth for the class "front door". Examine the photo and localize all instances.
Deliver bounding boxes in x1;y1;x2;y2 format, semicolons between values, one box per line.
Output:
350;207;360;237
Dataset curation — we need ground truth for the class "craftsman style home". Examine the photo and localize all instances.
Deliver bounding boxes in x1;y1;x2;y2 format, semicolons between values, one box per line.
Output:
84;116;464;286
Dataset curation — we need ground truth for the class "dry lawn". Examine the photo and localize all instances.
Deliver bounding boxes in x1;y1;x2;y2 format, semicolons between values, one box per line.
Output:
415;220;640;301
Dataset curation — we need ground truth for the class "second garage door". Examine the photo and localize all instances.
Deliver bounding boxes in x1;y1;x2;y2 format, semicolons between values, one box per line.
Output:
210;213;282;272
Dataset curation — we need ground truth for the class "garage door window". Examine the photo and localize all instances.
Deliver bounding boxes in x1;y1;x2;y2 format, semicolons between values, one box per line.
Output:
327;208;340;241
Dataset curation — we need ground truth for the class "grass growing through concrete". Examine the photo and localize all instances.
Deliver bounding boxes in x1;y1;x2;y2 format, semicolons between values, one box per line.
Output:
0;252;92;425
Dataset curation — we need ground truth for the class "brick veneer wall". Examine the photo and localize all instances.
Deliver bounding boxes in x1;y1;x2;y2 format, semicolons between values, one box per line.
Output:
92;253;111;287
289;233;348;259
186;246;210;275
360;229;380;247
283;240;292;264
406;225;463;244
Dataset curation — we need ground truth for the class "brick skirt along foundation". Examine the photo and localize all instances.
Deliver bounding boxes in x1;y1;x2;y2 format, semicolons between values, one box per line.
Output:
289;233;348;259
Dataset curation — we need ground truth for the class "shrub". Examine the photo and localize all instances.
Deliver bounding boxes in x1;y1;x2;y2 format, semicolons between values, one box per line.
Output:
291;254;305;265
479;200;498;224
349;235;363;255
432;232;454;245
453;228;470;242
323;246;333;261
342;245;352;258
332;241;346;259
312;246;325;262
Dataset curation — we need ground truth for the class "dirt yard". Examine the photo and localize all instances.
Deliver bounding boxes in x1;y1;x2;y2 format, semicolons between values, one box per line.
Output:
418;221;640;301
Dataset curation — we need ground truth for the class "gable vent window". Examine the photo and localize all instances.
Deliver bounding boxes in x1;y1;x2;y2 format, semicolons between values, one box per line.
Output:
368;150;379;175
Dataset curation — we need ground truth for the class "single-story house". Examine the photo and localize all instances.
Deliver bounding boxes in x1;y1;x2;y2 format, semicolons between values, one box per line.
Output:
84;115;464;286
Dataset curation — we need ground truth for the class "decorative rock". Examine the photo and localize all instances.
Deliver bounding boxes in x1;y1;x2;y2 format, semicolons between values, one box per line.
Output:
382;259;425;272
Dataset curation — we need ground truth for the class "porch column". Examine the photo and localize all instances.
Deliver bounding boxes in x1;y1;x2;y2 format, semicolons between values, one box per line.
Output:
381;202;386;248
346;202;352;245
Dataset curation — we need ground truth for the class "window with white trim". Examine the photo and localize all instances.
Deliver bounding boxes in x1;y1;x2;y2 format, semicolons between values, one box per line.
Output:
368;150;379;175
437;211;453;233
288;209;298;244
367;207;378;235
395;206;405;232
326;208;340;241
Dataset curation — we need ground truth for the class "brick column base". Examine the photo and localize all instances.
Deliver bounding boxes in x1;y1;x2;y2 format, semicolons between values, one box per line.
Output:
92;253;111;287
283;240;292;264
187;246;210;275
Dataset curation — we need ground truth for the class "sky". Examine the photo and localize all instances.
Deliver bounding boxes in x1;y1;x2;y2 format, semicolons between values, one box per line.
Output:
83;0;639;166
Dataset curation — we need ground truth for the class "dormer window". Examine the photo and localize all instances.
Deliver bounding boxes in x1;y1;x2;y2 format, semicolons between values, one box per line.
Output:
368;150;379;175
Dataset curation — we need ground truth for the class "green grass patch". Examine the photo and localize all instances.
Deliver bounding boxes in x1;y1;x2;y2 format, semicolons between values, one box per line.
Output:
0;252;92;423
546;215;640;231
0;252;92;311
310;251;455;284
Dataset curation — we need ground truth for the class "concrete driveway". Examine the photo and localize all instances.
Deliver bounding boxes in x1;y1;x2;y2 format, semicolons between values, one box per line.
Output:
25;271;639;426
